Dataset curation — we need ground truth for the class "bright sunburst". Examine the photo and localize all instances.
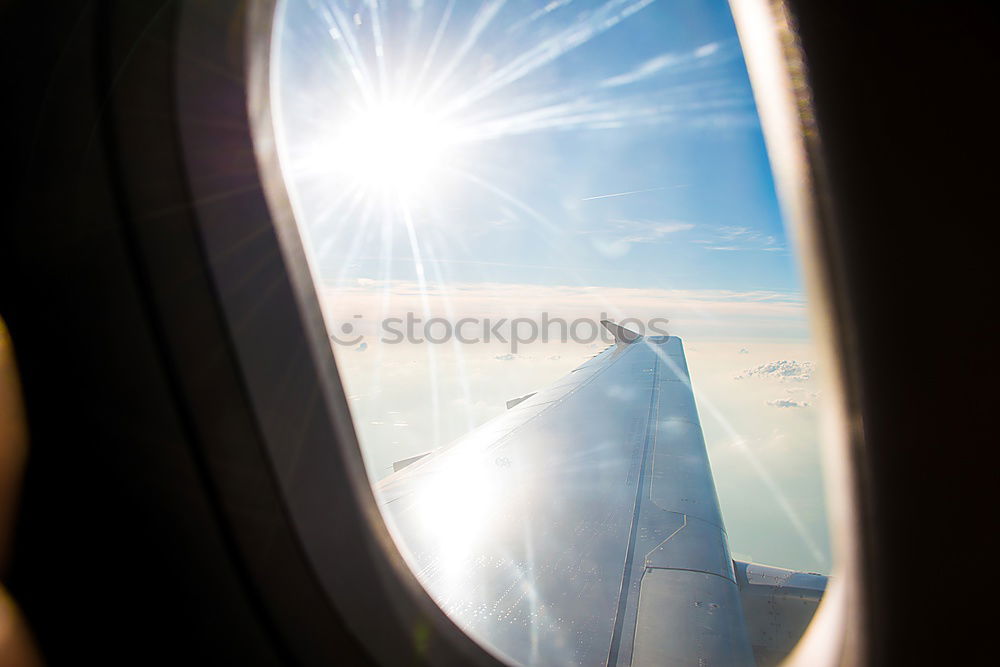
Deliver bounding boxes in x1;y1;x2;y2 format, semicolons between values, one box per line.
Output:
327;97;464;201
278;0;741;218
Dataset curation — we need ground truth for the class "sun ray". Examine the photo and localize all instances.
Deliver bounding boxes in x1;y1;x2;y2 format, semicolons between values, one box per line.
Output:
411;0;457;94
442;0;658;115
368;0;389;99
420;234;478;434
643;340;828;566
400;204;444;447
422;0;508;102
325;3;379;106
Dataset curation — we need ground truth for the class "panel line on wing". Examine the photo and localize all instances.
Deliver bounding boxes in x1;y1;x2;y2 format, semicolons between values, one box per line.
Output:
606;350;660;666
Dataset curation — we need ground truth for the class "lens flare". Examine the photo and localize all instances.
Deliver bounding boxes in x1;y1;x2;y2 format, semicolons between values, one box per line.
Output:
325;98;463;201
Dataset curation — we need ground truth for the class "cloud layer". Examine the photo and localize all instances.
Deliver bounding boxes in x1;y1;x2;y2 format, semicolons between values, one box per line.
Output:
320;279;810;343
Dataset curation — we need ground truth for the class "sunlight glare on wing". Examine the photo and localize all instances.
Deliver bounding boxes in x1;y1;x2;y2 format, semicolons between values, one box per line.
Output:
407;442;505;594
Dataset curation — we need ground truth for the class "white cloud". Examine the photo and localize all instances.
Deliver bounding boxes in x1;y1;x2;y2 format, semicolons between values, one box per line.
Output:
591;219;695;257
699;225;787;253
601;52;682;88
615;220;694;241
736;360;814;382
505;0;573;33
720;225;754;240
766;398;810;408
600;41;725;88
694;42;721;58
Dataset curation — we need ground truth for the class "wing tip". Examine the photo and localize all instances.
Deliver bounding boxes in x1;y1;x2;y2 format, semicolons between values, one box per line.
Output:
601;320;641;344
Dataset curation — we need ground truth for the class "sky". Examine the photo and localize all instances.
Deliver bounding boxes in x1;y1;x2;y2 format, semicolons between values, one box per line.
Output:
272;0;831;574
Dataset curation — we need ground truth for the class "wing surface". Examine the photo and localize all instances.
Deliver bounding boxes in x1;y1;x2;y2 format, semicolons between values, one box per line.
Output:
734;561;827;666
378;334;755;665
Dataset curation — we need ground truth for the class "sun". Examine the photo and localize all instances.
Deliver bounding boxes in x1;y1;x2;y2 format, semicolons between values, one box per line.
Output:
328;98;463;201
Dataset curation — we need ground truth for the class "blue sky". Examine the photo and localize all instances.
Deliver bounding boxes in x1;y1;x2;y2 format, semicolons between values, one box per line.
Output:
275;0;801;294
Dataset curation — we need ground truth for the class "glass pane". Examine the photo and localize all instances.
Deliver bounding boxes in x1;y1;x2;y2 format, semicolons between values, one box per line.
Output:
271;1;831;664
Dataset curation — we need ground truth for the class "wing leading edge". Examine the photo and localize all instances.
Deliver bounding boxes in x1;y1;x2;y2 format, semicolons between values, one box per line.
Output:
377;328;820;665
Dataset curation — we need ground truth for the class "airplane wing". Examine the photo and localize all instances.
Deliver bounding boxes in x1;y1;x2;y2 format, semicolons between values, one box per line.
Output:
377;324;824;666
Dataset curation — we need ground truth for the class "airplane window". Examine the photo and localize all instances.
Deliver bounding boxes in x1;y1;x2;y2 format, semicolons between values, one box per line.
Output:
269;0;832;664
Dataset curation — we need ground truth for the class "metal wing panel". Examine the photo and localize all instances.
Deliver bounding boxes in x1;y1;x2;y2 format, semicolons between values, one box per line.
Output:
649;419;725;528
608;337;751;666
734;561;827;666
377;336;753;665
632;570;751;666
